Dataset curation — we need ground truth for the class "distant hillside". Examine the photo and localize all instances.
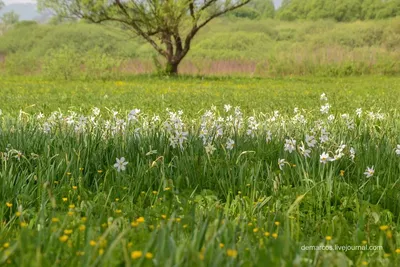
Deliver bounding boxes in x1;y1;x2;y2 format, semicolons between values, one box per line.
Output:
0;3;39;21
0;1;282;22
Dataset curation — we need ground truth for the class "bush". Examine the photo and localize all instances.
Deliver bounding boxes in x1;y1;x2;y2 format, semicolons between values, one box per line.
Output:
84;48;123;80
42;46;124;80
42;46;82;80
4;53;38;75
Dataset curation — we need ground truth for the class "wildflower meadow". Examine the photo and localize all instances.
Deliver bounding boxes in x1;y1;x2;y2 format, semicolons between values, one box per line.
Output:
1;76;400;267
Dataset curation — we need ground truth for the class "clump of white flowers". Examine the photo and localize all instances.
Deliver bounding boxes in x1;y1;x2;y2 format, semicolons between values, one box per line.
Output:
284;138;296;153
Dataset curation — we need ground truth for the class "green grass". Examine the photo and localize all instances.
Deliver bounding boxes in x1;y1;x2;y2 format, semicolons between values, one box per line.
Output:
1;76;400;267
1;75;400;115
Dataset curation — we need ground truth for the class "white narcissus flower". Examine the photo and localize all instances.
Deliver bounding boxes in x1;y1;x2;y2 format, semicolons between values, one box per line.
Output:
320;103;331;114
266;131;272;143
226;138;235;150
299;144;311;158
395;145;400;156
364;166;375;178
320;152;333;164
224;104;232;112
284;139;296;153
114;157;128;172
278;159;286;170
92;107;100;116
305;135;317;148
320;93;328;101
350;147;356;160
356;108;362;117
205;143;216;155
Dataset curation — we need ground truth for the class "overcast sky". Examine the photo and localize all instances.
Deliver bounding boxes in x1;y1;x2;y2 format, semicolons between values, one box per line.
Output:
4;0;35;4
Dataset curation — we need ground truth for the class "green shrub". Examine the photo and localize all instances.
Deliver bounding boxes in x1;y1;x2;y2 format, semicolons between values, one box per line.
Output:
84;47;123;80
42;45;82;80
4;53;38;75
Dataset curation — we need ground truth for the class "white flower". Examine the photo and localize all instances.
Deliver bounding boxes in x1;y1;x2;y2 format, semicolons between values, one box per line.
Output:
319;128;329;144
320;103;331;114
328;115;335;122
341;114;349;119
224;104;232;112
284;138;296;153
128;109;140;121
43;122;51;134
37;113;44;119
364;166;375;178
92;107;100;116
266;130;272;143
114;157;128;172
299;144;311;158
356;108;362;117
305;135;317;148
15;151;23;161
320;152;332;164
350;147;356;160
278;158;286;170
320;93;328;101
395;145;400;156
226;138;235;150
205;143;216;155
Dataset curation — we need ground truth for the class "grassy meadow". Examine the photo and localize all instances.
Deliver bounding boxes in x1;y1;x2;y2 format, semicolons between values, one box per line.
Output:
1;75;400;267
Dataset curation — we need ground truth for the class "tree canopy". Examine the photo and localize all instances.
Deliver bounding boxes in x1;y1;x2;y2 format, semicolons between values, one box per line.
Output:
1;11;20;25
277;0;400;21
38;0;251;75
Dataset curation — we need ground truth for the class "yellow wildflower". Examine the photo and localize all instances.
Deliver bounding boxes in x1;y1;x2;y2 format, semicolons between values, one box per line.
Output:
379;225;389;231
131;251;142;260
59;235;69;242
136;217;145;223
226;249;238;258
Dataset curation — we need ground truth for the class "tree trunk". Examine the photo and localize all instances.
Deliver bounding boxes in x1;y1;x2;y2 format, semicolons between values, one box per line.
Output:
165;61;179;76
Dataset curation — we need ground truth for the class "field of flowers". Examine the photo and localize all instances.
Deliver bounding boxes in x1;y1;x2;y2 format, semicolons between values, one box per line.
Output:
1;76;400;266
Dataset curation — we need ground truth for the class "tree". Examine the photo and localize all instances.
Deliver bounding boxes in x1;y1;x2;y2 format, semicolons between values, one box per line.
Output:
277;0;400;22
38;0;251;75
1;11;20;25
261;0;276;19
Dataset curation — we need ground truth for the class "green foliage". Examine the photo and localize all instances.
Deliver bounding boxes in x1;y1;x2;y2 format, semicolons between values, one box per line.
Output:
277;0;400;22
1;18;400;77
83;48;123;81
41;45;124;81
42;46;82;80
1;11;20;25
229;6;260;19
4;53;38;75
